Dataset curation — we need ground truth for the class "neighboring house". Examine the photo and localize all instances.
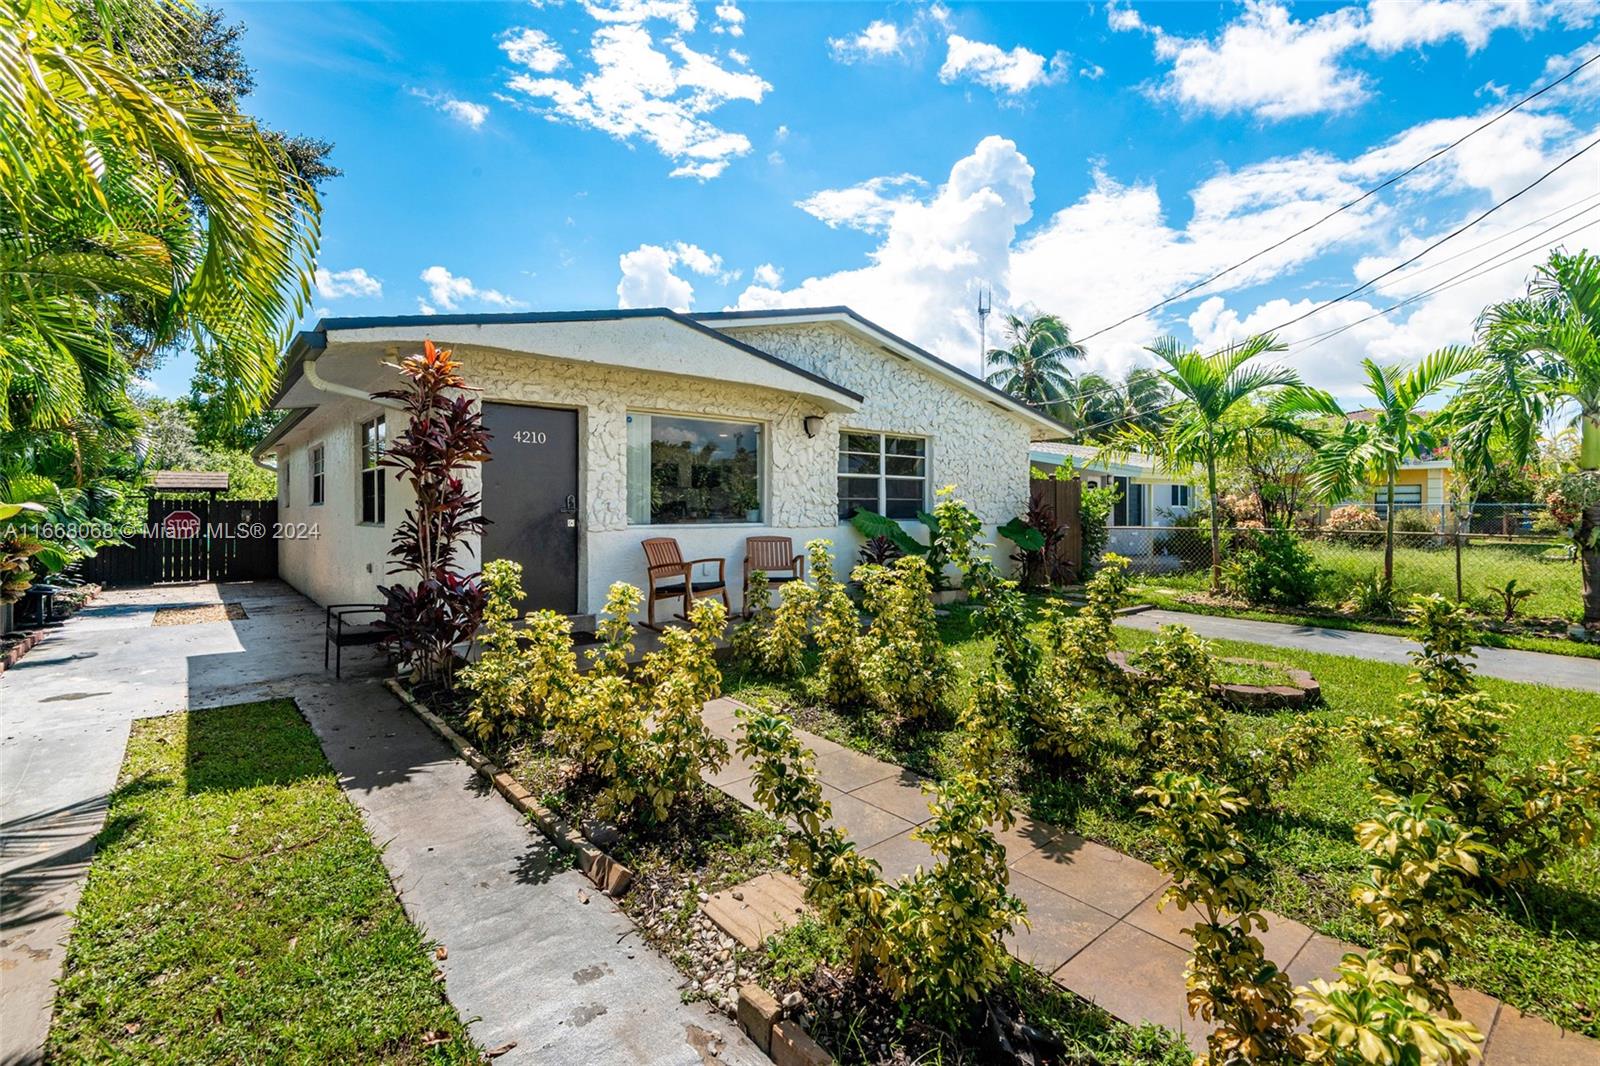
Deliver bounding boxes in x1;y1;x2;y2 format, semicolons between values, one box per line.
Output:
253;306;1066;617
1344;409;1455;514
1028;443;1197;528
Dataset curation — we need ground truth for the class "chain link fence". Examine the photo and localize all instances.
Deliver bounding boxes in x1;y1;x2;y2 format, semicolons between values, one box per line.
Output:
1106;504;1580;622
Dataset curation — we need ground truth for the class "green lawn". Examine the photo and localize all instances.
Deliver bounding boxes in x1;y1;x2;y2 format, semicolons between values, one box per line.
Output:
1138;535;1582;620
726;605;1600;1038
47;700;478;1064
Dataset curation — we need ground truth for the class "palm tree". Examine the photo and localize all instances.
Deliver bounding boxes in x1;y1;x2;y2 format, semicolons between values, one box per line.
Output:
1104;334;1326;594
1452;249;1600;623
985;313;1084;409
1;0;319;433
1305;348;1482;592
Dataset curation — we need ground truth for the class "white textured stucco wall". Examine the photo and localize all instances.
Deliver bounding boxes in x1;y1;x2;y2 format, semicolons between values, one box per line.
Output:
271;320;1033;616
274;393;416;608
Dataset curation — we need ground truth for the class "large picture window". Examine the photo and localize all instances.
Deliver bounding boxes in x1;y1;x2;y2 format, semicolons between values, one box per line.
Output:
1374;484;1423;515
627;413;762;524
838;432;926;520
359;417;385;524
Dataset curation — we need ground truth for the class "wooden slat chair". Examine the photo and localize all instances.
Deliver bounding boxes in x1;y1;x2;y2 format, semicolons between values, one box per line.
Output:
641;538;728;630
742;536;805;617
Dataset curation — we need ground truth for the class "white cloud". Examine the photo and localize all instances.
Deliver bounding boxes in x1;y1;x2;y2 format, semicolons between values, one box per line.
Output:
829;19;904;62
500;27;567;72
419;266;522;311
314;266;383;300
617;243;694;309
736;135;1035;361
734;87;1600;397
795;173;925;232
1127;0;1595;120
752;262;783;287
1080;62;1105;80
503;17;770;179
939;34;1067;95
713;1;744;36
583;0;696;32
410;88;491;128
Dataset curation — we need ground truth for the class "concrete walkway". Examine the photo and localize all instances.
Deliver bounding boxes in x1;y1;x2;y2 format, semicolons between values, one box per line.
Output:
1117;609;1600;693
1;581;760;1066
702;697;1600;1063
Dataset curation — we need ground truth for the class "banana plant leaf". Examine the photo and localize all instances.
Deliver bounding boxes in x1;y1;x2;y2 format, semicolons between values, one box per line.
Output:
849;509;927;556
998;516;1046;552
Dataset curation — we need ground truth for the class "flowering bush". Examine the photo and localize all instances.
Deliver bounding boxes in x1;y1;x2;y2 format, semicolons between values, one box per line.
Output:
1536;470;1600;549
1323;504;1384;547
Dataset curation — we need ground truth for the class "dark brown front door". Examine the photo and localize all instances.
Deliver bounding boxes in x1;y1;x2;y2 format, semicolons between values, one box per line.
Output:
481;403;580;614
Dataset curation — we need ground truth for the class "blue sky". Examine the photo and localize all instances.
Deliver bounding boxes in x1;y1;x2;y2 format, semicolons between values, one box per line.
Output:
153;0;1600;405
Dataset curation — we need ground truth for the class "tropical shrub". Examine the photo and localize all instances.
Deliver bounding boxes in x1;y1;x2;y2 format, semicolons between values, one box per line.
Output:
761;567;818;677
733;677;1026;1027
1126;623;1216;694
1345;569;1400;617
1350;794;1490;1013
1487;578;1534;622
1393;507;1437;536
857;534;902;567
463;560;532;742
1045;553;1131;695
729;568;771;667
855;556;947;721
810;542;868;709
553;583;643;781
1295;955;1482;1066
1080;484;1118;573
375;341;491;688
1139;773;1301;1065
1222;523;1320;607
1324;504;1384;547
999;494;1064;589
928;485;985;592
608;597;729;824
1353;595;1600;887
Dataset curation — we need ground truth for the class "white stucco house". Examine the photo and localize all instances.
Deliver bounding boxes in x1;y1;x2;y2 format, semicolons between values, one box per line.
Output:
253;306;1067;619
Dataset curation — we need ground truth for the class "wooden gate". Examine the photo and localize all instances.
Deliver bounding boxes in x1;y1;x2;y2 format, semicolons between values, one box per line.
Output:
1030;477;1083;583
81;499;279;586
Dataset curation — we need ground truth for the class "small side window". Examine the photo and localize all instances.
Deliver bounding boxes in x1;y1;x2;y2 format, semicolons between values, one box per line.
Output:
310;444;325;506
359;418;386;524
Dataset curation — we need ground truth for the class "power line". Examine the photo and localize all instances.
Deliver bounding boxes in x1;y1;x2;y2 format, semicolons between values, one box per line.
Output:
1067;50;1600;347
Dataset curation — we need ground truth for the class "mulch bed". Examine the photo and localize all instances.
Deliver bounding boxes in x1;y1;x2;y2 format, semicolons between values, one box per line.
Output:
152;602;248;626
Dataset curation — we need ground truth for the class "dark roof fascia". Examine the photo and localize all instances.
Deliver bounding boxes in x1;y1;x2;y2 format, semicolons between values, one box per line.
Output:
251;406;312;460
265;307;861;411
692;306;1073;435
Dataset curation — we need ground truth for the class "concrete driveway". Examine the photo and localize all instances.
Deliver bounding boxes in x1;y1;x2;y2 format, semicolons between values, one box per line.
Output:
0;581;760;1066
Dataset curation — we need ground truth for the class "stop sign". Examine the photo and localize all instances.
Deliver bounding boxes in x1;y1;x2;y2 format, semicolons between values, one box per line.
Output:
163;510;201;539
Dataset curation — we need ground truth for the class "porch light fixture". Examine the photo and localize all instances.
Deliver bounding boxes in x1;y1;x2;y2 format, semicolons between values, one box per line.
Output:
803;415;824;438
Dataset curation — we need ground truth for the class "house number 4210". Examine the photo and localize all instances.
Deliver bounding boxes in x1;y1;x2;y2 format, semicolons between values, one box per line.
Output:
513;430;548;444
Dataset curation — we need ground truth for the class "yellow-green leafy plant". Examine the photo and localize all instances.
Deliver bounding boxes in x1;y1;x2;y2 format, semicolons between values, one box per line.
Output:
1351;794;1491;1013
462;561;579;744
856;555;948;721
603;597;729;824
928;484;986;592
733;674;1027;1027
1126;622;1217;695
871;665;1026;1021
462;559;530;741
1138;772;1302;1066
761;576;817;677
549;583;644;781
811;542;868;709
1049;553;1133;695
1354;595;1600;887
1131;685;1229;776
1295;954;1482;1066
729;568;771;666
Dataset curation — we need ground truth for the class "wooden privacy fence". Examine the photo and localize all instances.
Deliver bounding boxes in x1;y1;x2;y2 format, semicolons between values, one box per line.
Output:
80;498;279;587
1029;476;1084;584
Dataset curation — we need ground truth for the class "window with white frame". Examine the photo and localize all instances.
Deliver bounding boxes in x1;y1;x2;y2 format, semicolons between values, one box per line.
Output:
626;412;762;524
310;444;326;506
359;417;385;524
1373;484;1423;515
838;432;927;520
1168;484;1190;508
1111;476;1145;526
